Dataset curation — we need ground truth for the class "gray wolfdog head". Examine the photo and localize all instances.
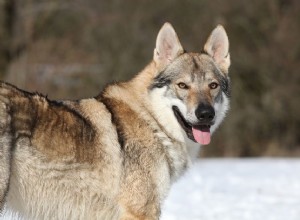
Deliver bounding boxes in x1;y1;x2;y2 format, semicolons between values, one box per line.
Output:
149;23;230;145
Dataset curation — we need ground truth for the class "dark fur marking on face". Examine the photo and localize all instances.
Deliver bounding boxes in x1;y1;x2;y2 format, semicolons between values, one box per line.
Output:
149;71;171;90
192;57;199;70
214;89;223;103
214;70;231;97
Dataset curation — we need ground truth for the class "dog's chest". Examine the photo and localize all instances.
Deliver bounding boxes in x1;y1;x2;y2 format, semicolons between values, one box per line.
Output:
154;129;190;182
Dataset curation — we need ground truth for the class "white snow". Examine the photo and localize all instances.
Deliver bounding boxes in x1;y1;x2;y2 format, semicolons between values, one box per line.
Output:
1;159;300;220
161;158;300;220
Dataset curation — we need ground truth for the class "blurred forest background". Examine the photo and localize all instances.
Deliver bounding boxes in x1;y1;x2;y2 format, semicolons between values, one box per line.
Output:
0;0;299;157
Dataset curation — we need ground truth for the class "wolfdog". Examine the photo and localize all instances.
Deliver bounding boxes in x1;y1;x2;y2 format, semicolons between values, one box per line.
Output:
0;22;230;219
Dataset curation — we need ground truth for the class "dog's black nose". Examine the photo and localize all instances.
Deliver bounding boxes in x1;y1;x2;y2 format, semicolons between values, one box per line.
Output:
195;104;215;123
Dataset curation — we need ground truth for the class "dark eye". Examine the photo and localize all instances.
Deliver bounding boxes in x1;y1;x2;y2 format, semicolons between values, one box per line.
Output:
209;82;219;89
177;82;189;89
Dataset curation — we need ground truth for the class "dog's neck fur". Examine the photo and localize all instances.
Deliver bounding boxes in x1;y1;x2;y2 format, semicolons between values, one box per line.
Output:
105;61;185;143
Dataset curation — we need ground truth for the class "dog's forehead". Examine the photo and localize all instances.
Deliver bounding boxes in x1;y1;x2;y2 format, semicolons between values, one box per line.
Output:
169;53;218;78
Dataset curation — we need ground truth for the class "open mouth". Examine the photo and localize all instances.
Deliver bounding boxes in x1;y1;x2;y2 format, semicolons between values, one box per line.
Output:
172;106;212;145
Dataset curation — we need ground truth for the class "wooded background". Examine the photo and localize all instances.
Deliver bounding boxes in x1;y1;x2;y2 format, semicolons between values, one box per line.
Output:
0;0;299;157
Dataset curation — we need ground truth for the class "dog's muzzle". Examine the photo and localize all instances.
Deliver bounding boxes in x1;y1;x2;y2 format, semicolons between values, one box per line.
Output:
195;103;215;124
172;105;214;145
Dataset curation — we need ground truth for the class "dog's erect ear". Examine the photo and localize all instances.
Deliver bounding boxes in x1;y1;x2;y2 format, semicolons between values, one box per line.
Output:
204;25;230;74
154;23;184;71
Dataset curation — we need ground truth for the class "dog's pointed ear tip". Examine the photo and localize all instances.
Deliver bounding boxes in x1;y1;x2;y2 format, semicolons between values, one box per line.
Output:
214;25;228;35
160;22;175;31
163;22;172;27
216;24;225;29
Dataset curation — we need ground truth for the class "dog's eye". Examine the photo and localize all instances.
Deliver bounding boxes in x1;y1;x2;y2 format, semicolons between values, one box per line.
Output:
209;82;219;90
177;82;189;89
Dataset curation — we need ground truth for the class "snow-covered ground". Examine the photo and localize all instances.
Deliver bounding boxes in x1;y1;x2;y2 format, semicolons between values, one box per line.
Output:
161;158;300;220
1;159;300;220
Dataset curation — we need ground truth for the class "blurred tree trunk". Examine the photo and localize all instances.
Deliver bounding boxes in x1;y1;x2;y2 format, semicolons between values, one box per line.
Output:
0;0;33;79
0;0;16;75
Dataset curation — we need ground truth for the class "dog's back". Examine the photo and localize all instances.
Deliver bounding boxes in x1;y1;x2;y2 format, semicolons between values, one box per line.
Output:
0;82;124;219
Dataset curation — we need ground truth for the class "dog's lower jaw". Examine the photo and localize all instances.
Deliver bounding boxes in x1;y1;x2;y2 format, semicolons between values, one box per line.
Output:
148;87;186;143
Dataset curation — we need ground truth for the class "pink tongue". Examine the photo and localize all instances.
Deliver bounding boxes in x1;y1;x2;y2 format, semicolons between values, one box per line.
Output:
192;127;211;145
